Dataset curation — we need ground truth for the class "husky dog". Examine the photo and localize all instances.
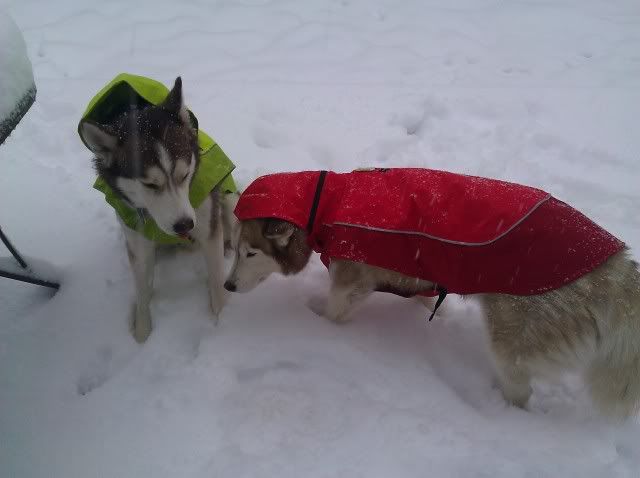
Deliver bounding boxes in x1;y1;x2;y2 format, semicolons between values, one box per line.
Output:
226;217;640;419
79;78;238;343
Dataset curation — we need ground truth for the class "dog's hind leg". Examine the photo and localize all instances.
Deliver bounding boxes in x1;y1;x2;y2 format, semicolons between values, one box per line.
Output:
492;358;533;408
481;296;533;408
122;222;156;343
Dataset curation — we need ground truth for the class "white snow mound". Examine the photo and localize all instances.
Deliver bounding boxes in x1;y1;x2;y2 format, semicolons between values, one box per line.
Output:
0;9;35;137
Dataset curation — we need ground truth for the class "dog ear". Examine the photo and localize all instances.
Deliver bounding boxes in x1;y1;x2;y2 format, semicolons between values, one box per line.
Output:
79;119;119;168
161;76;190;126
263;219;295;248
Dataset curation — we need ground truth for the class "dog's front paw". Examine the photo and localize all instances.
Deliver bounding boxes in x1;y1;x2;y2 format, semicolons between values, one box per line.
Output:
326;313;353;325
130;305;152;343
307;297;352;324
307;296;327;317
209;287;228;324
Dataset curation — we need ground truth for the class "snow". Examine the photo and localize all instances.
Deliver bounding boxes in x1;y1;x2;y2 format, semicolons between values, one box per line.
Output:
1;0;639;476
0;8;35;140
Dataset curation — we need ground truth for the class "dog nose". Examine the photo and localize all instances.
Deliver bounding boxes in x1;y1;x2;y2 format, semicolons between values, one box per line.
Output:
224;281;236;292
173;217;194;235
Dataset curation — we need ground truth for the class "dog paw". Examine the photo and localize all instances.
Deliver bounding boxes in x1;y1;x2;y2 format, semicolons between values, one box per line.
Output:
77;346;114;395
132;316;152;343
307;297;353;324
307;296;327;317
130;304;152;343
497;382;533;410
326;314;353;325
209;288;227;323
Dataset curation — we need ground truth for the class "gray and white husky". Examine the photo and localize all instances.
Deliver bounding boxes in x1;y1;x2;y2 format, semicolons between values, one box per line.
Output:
226;218;640;419
79;78;238;343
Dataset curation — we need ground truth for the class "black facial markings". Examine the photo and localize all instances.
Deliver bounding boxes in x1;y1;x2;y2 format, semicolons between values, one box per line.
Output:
91;99;200;211
141;181;161;191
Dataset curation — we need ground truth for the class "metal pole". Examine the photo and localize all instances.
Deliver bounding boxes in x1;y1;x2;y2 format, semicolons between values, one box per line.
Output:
0;269;60;290
0;226;60;289
0;226;28;269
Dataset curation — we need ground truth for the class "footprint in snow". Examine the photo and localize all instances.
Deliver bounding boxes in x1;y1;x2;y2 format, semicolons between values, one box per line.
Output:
306;295;327;317
390;98;448;137
251;123;289;149
236;360;302;383
307;143;336;169
502;67;531;75
76;345;114;396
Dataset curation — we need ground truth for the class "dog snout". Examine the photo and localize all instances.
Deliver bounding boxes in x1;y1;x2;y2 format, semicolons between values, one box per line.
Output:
224;281;237;292
173;217;195;235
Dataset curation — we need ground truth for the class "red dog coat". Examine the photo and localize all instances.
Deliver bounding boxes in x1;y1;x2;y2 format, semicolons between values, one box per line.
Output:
235;168;624;296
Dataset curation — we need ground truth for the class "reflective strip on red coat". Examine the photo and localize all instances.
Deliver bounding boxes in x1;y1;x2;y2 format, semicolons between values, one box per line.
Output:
234;168;625;296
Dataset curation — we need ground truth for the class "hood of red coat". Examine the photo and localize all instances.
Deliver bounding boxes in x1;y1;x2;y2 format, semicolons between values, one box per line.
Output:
234;171;324;230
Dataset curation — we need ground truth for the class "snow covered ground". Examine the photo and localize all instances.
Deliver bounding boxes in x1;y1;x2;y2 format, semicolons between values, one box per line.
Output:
1;0;639;476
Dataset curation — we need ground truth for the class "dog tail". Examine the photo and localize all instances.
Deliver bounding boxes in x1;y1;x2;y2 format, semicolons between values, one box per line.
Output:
586;255;640;420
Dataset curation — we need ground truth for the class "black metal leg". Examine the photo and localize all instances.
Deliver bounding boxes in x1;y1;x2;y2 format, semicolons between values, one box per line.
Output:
0;269;60;290
0;226;28;269
0;226;60;290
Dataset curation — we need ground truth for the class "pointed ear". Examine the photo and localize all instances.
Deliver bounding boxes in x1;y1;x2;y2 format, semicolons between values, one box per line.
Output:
161;76;190;125
263;219;295;248
79;119;119;168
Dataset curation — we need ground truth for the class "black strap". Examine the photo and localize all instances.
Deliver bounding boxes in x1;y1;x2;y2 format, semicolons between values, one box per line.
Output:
306;170;327;234
428;287;448;321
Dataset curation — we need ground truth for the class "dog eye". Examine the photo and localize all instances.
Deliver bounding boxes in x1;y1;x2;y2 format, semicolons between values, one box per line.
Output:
142;182;160;190
246;251;257;258
179;172;189;183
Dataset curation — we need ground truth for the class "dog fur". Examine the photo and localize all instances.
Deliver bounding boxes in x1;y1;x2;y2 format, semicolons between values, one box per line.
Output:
80;77;238;343
226;218;640;419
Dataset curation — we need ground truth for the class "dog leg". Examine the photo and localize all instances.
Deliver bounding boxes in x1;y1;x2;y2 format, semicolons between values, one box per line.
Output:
324;282;372;324
193;194;227;323
199;221;227;323
122;225;156;343
494;363;532;408
480;296;534;408
307;282;371;323
312;260;372;323
221;191;239;258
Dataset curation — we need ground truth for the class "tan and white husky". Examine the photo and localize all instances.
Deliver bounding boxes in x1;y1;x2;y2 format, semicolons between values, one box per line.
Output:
226;218;640;419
